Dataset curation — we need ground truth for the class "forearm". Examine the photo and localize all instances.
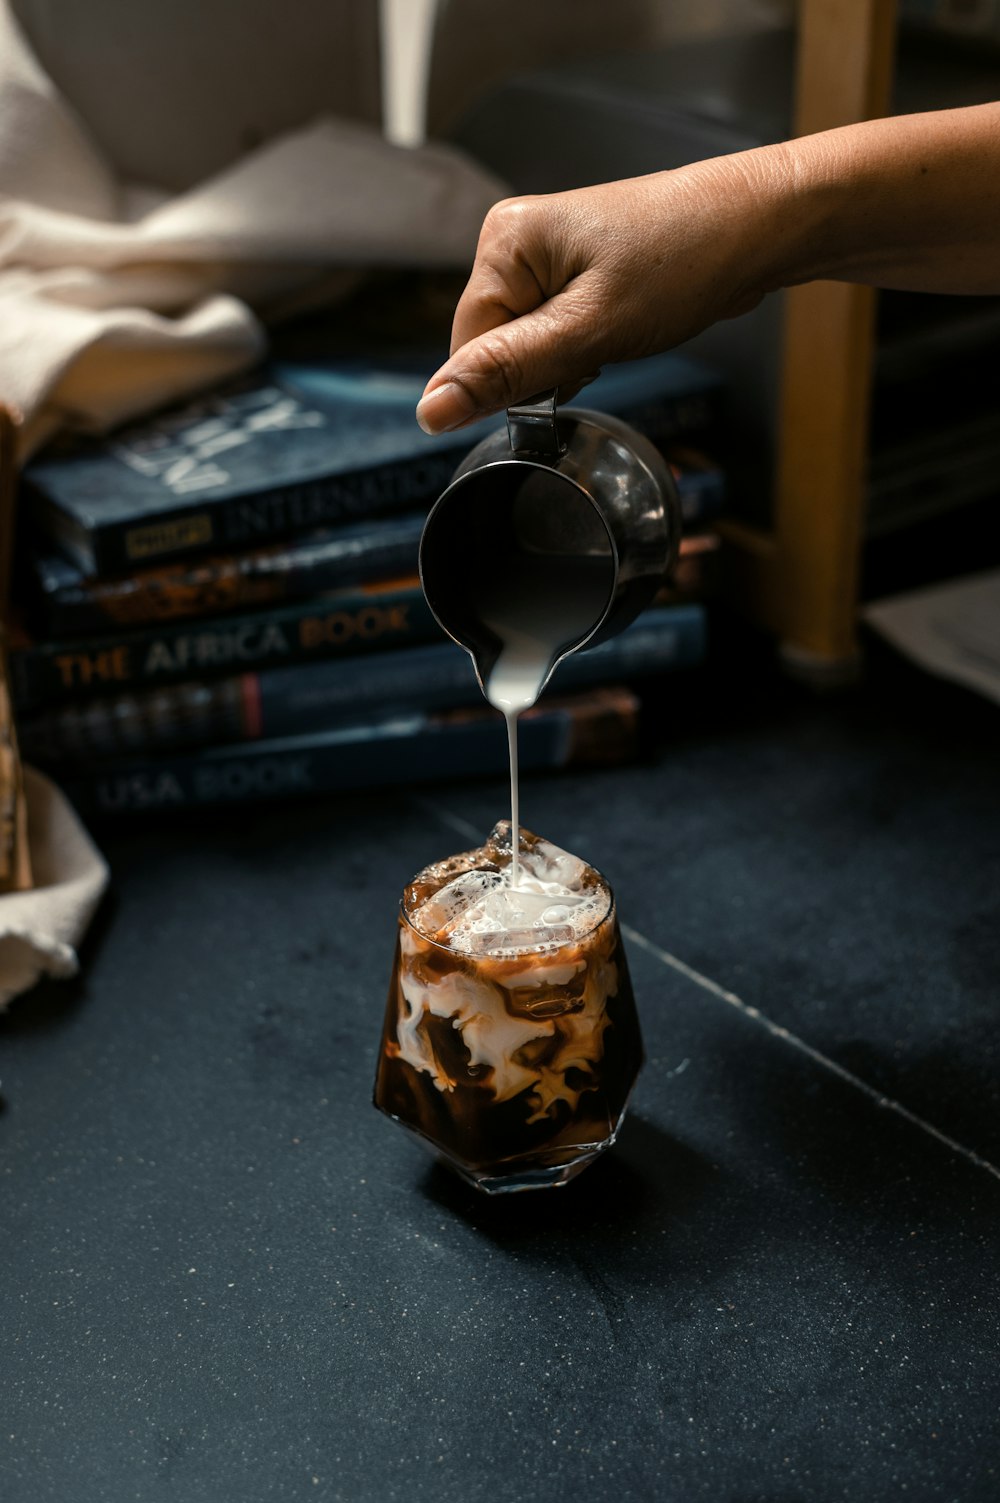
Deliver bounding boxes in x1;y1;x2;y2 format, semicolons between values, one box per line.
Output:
416;102;1000;431
746;103;1000;297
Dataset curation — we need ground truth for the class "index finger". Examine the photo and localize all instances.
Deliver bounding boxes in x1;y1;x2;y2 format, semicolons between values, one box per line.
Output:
449;198;557;355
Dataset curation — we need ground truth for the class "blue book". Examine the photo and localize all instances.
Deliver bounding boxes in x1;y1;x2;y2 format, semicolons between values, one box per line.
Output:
20;604;707;761
25;511;431;638
9;578;442;712
54;685;643;818
20;350;724;577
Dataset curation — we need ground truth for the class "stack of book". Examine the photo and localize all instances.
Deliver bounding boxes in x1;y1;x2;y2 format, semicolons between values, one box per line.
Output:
9;343;726;817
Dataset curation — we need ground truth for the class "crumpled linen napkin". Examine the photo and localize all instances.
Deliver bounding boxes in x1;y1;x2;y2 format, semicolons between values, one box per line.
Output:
0;0;504;460
0;766;109;1010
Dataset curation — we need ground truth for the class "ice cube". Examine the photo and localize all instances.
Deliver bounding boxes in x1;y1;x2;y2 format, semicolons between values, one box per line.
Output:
518;833;588;892
480;887;556;928
410;869;503;940
484;821;518;866
449;882;595;953
465;924;577;954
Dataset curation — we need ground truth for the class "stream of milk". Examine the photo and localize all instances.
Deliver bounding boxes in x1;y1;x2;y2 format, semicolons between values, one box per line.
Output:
481;560;611;889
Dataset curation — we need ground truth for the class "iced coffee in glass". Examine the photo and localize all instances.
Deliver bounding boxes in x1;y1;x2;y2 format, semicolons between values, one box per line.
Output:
374;822;643;1194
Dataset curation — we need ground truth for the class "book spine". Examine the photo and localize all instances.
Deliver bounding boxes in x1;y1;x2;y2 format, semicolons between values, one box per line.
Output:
55;687;641;817
658;532;721;605
76;450;463;575
10;579;440;712
32;514;430;637
20;604;706;760
670;453;727;528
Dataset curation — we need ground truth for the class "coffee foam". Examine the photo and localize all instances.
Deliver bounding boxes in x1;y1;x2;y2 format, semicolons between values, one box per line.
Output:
406;823;611;957
446;886;609;955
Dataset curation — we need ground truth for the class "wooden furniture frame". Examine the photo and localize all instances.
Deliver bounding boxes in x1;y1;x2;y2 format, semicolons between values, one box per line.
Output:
721;0;899;680
1;405;32;892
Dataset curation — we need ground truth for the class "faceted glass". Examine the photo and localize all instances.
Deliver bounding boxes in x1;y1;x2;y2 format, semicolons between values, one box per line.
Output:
373;834;643;1195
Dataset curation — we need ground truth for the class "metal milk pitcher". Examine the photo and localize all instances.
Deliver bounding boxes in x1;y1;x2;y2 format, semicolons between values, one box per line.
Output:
418;389;681;696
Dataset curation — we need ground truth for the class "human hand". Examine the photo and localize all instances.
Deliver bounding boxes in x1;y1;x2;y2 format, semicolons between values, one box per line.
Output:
416;103;1000;436
415;150;792;434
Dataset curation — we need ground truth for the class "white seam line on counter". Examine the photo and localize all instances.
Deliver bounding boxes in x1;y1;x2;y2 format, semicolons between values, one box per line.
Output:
411;800;481;845
621;922;1000;1185
411;795;1000;1185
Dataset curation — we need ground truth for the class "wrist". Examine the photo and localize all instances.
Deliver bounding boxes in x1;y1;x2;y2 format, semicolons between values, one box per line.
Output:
737;106;1000;297
723;138;851;295
671;143;823;305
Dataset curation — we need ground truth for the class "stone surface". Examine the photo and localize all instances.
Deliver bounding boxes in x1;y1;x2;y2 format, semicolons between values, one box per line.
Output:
445;633;1000;1160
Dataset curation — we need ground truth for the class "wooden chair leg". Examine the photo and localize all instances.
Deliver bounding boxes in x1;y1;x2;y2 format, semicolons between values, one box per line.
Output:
771;0;898;680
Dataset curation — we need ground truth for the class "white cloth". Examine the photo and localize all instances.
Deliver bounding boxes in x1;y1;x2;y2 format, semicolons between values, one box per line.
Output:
0;767;109;1009
865;569;1000;707
0;0;504;458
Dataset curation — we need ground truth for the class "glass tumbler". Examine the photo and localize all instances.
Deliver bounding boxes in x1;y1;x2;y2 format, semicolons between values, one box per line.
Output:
373;833;643;1194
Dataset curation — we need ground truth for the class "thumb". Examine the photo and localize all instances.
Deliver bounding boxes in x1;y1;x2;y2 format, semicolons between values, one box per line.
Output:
416;288;607;435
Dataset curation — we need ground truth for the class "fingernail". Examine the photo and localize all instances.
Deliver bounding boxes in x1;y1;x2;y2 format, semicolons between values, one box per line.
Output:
416;381;477;435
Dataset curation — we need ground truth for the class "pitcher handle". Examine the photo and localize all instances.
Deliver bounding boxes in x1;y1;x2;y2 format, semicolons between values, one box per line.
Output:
506;390;562;460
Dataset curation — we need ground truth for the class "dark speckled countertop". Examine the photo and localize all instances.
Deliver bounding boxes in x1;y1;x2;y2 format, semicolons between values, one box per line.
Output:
2;635;998;1503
